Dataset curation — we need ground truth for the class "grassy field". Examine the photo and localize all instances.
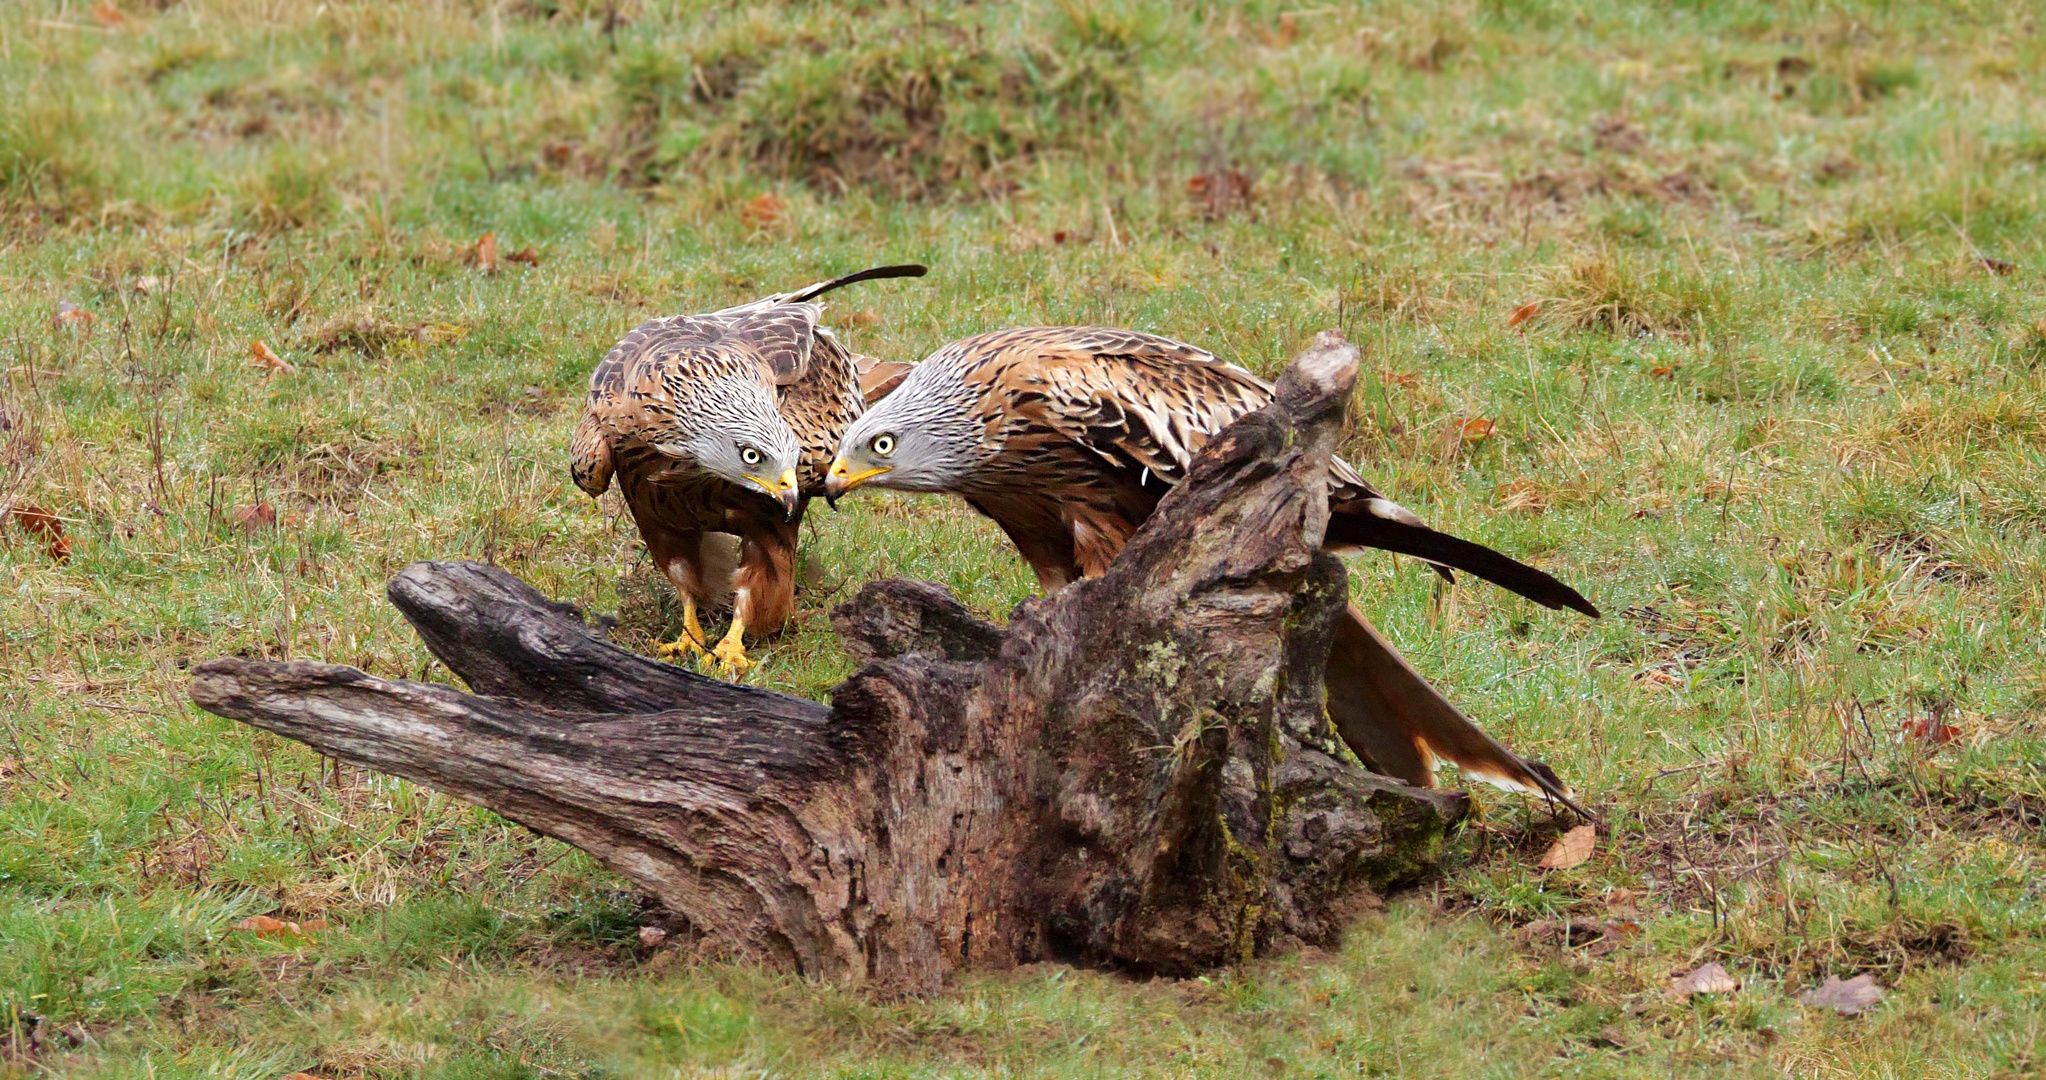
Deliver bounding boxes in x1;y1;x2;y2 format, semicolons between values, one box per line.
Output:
3;0;2045;1076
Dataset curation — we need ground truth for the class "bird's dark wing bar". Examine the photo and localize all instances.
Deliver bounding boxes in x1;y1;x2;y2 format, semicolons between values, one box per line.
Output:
1326;502;1601;617
784;264;929;304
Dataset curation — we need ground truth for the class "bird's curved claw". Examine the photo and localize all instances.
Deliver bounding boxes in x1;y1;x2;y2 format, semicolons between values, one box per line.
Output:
711;637;755;676
655;635;708;662
825;493;840;511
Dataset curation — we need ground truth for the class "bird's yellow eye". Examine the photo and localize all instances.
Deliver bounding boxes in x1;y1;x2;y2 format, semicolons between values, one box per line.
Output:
871;434;896;456
740;447;762;466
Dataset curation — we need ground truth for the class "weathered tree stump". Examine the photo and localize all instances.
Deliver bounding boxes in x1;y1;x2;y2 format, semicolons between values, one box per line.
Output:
188;334;1467;992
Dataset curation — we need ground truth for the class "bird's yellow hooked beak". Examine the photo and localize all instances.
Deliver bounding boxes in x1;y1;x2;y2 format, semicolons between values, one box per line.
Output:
824;456;891;501
748;468;801;519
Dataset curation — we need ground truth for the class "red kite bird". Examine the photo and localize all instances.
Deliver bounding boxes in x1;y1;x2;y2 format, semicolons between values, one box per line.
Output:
826;326;1597;813
569;265;922;672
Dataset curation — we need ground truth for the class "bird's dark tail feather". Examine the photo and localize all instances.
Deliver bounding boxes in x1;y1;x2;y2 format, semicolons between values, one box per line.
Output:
1326;604;1592;820
788;264;929;304
1326;504;1600;617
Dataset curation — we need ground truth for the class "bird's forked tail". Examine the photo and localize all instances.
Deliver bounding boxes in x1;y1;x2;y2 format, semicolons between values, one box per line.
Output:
1325;603;1591;819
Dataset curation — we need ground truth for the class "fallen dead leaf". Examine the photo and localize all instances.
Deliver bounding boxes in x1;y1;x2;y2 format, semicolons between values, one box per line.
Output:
250;340;296;374
90;0;126;28
741;192;787;229
1496;478;1549;515
276;1073;323;1080
1537;824;1596;870
506;246;540;267
6;502;72;562
233;502;277;533
1375;369;1419;390
1801;973;1885;1015
1507;301;1541;329
234;914;292;936
1900;715;1962;746
840;309;882;330
131;275;163;295
1637;666;1683;689
1670;961;1739;996
471;231;500;274
638;925;668;949
52;302;95;330
1977;255;2017;276
235;914;329;939
1187;169;1254;219
1456;417;1497;444
1649;364;1678;379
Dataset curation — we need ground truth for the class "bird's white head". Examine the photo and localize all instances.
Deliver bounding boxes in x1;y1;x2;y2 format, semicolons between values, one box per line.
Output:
826;361;984;501
651;378;804;518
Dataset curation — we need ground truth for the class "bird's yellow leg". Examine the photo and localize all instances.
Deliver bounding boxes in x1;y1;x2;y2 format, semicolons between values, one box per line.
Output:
710;610;754;675
655;595;710;661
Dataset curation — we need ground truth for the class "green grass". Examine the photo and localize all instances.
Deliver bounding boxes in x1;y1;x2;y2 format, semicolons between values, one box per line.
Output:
3;0;2045;1076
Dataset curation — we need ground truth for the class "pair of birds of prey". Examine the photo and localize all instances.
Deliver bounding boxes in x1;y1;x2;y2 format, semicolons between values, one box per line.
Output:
569;264;1600;812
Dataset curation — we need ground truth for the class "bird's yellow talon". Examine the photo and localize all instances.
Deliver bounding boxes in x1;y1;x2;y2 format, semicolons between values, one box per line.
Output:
655;635;708;661
656;596;712;663
709;614;753;676
711;637;754;675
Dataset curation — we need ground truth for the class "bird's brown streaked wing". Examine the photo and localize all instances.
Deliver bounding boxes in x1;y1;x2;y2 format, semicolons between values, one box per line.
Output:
963;327;1276;483
569;410;614;496
854;355;914;403
712;303;822;387
710;263;927;386
575;317;711;491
